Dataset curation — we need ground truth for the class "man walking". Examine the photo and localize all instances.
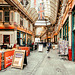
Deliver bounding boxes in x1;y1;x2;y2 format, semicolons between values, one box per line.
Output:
47;42;51;58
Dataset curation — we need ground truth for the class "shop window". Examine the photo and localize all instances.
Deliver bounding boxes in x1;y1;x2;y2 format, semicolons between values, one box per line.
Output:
0;12;2;21
3;35;10;44
4;11;9;22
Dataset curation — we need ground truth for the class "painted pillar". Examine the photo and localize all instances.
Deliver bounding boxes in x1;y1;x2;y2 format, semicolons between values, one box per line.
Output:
67;20;68;41
68;9;72;61
63;26;64;40
14;28;17;47
22;33;23;45
20;32;23;46
25;33;26;45
62;28;63;39
19;31;21;46
65;25;66;40
26;33;27;46
14;30;17;44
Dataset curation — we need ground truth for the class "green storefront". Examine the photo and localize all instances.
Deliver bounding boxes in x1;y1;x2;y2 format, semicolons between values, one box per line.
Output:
17;31;26;46
63;18;69;41
72;7;75;61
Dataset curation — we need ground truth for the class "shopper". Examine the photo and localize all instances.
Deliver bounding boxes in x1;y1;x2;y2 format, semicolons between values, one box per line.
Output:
47;42;51;58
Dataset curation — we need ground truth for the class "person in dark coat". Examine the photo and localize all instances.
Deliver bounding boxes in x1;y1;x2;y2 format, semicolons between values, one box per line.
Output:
47;42;51;58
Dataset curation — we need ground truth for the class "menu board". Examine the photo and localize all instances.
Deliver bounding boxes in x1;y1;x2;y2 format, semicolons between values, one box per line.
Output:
38;44;43;52
11;50;25;69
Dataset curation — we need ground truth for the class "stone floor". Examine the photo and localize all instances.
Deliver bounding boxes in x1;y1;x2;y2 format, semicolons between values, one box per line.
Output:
0;47;75;75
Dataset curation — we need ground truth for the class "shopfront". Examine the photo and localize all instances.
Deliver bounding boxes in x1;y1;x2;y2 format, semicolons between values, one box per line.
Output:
17;31;26;46
72;7;75;61
63;18;69;41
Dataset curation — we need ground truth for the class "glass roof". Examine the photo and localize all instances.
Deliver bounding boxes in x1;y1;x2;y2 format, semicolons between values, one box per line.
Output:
31;0;59;25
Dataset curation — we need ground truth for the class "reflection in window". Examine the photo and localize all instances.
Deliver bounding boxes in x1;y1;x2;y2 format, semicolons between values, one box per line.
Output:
4;35;10;44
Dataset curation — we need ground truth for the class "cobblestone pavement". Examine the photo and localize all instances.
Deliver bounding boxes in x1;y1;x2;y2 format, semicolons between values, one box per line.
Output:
0;47;75;75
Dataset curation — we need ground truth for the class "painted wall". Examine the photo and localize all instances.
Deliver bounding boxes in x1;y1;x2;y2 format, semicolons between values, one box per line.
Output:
0;31;17;47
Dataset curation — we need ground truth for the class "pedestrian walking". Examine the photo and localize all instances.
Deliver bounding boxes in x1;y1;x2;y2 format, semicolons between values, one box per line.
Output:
47;42;51;58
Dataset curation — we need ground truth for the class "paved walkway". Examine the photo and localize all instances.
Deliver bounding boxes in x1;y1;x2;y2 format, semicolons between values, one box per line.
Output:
0;47;75;75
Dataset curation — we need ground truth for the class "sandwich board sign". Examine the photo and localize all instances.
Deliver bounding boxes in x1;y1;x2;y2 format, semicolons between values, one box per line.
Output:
38;44;43;52
11;50;27;69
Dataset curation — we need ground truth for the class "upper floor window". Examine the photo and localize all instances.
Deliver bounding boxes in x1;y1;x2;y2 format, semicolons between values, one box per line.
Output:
0;12;2;21
20;16;23;26
4;11;9;22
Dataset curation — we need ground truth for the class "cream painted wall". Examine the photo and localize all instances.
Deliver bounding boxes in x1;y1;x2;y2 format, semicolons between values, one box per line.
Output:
0;31;17;47
25;20;28;29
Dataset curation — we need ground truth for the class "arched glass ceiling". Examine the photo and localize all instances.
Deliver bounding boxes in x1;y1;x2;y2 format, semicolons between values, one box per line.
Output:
31;0;59;25
43;0;59;24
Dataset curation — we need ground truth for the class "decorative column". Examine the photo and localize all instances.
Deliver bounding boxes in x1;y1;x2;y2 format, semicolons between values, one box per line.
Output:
68;8;72;61
14;28;17;46
19;31;21;46
61;27;63;39
31;25;34;43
